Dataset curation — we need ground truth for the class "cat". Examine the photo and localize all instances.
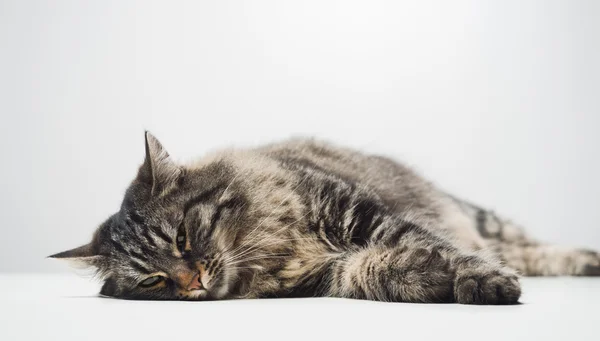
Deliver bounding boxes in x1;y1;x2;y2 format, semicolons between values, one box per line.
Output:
50;132;600;304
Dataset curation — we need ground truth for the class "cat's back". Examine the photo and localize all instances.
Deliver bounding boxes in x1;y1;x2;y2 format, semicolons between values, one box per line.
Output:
257;137;371;178
257;138;443;219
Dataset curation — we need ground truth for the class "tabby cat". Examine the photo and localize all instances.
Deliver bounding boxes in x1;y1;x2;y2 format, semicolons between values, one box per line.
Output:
50;133;600;304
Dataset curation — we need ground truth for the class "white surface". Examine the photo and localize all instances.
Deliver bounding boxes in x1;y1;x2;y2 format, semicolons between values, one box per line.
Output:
0;274;598;341
1;0;599;273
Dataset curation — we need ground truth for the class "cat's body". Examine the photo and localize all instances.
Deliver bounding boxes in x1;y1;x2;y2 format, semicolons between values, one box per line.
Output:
51;134;600;304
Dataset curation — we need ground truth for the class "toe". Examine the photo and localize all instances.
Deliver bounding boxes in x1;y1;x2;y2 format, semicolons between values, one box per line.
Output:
455;271;521;305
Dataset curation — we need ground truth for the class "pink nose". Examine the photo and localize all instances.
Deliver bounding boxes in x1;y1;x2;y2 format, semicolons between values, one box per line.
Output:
187;274;203;291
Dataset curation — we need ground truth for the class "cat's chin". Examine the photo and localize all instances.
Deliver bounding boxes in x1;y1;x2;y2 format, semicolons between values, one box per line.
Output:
183;289;209;300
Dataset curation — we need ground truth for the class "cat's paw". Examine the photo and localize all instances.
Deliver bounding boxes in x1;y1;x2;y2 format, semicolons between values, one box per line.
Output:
454;269;521;305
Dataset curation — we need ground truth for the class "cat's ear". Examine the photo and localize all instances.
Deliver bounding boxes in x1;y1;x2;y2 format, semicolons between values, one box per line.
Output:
48;243;104;267
137;131;182;195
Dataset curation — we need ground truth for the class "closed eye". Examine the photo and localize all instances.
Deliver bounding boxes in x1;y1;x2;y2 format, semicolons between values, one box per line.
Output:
138;275;165;288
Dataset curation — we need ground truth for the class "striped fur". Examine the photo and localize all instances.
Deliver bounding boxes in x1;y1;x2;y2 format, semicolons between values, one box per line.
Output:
49;134;600;304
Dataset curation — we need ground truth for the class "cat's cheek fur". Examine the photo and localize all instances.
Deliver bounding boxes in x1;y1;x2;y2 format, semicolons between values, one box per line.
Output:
213;268;233;299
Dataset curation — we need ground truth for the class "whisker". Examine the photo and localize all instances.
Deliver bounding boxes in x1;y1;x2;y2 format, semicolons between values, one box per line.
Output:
226;236;317;263
228;246;290;262
227;254;290;266
223;210;312;263
219;172;242;201
221;231;273;262
227;266;263;271
233;176;307;247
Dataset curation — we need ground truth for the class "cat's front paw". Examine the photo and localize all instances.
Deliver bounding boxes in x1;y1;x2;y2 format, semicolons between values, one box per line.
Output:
454;269;521;305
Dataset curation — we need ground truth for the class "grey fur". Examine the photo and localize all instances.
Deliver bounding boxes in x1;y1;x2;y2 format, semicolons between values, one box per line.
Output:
49;133;600;304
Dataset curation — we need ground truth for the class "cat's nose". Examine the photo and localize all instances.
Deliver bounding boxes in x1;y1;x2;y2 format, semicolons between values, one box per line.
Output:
187;273;203;291
172;266;203;291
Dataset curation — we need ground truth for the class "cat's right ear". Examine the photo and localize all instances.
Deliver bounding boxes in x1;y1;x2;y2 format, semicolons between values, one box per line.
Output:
48;243;104;268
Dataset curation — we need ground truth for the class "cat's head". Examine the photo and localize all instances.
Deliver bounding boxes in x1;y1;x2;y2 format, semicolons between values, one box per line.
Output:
49;132;262;300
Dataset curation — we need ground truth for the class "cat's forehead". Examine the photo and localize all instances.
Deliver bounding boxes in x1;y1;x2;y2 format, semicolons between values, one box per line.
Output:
97;208;162;249
119;184;186;224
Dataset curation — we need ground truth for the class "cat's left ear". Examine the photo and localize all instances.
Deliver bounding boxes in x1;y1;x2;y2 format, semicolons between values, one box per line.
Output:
48;243;104;267
137;131;182;195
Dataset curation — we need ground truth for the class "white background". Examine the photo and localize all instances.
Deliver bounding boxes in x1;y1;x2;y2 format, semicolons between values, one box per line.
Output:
1;0;599;273
0;275;598;341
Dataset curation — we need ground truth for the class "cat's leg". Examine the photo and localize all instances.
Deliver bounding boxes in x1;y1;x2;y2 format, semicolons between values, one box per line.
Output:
436;195;530;250
471;205;600;276
438;195;600;276
326;220;521;304
492;241;600;276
